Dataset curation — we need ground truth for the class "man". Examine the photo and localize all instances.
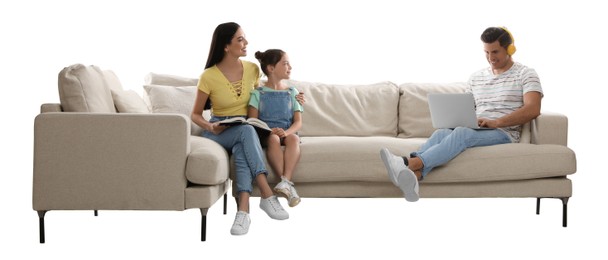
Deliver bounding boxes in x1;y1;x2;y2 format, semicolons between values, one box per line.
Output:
380;27;543;202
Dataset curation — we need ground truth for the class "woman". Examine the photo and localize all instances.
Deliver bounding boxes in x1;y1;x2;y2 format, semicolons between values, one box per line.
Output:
191;22;288;236
250;49;303;207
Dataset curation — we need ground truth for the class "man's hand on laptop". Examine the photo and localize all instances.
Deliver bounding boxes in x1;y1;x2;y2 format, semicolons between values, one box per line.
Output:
478;118;499;128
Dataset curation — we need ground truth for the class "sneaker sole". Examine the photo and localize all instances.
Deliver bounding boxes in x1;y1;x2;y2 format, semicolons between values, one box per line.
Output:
275;187;300;207
260;209;289;220
274;187;291;198
288;197;301;207
397;168;419;202
230;229;249;235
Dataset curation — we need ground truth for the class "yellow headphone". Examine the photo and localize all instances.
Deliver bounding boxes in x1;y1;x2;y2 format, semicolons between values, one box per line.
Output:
500;26;517;56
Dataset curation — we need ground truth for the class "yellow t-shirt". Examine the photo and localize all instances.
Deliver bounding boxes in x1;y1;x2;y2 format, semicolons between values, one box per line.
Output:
197;60;260;116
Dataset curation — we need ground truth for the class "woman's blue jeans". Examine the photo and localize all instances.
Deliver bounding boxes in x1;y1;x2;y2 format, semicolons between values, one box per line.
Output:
411;127;512;177
202;116;267;194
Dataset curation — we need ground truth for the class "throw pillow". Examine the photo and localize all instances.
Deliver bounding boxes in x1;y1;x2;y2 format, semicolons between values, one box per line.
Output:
144;84;202;136
58;64;116;112
110;89;150;113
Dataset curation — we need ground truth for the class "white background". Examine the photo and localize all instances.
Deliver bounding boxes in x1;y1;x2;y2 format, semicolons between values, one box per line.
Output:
1;0;605;259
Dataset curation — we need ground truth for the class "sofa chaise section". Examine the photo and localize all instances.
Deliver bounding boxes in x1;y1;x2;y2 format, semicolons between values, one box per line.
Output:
33;64;230;243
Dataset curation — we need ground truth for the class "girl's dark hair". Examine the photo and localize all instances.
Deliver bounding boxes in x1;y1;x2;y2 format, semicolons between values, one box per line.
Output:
480;27;513;50
205;22;241;69
255;49;285;76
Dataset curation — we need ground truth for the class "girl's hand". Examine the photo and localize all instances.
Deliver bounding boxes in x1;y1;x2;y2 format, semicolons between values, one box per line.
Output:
271;128;286;138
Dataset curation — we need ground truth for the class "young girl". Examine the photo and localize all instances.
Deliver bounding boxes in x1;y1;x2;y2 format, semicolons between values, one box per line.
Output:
249;49;303;207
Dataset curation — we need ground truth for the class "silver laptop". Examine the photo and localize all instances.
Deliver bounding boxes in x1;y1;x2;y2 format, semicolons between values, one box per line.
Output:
427;93;492;130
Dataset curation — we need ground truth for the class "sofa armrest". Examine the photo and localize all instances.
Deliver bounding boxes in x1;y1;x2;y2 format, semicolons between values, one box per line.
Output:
530;111;568;146
33;112;191;211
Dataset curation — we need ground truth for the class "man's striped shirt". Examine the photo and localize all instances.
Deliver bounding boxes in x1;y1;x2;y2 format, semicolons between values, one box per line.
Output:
467;62;543;142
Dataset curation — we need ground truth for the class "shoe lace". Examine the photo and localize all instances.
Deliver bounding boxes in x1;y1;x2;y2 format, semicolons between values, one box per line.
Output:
268;197;285;212
234;212;246;226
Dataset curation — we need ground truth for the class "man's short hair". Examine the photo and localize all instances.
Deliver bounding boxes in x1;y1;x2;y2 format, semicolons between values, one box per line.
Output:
481;27;513;50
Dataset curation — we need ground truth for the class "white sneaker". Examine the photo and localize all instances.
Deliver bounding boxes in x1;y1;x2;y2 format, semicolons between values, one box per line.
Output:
380;148;419;202
230;211;251;235
259;195;289;220
380;148;407;185
274;178;301;207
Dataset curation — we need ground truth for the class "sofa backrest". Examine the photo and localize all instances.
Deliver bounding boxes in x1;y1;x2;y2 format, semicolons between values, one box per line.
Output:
145;72;199;87
58;64;120;113
88;69;534;141
285;80;400;137
398;82;468;138
397;82;532;143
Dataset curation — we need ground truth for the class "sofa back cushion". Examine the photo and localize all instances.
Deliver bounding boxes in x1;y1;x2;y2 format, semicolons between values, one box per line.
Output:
285;80;400;137
58;64;118;113
398;82;467;138
143;73;211;136
144;84;204;136
144;72;199;86
110;89;150;113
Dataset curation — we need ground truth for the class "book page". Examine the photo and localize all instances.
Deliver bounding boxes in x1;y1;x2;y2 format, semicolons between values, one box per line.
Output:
247;118;270;131
218;117;247;126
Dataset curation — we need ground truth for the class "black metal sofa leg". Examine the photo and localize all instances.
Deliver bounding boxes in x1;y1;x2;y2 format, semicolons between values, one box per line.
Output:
200;208;209;241
38;211;47;244
224;193;228;215
536;197;569;227
561;197;569;227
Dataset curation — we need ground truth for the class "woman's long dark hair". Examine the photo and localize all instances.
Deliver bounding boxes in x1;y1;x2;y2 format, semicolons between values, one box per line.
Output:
205;22;241;69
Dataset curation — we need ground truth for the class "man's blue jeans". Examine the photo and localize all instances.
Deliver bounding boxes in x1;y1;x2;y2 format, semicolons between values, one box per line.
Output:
202;116;267;194
411;127;512;177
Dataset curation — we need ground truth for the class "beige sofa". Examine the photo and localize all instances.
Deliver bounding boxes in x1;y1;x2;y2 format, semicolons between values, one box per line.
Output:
33;64;576;243
236;80;576;226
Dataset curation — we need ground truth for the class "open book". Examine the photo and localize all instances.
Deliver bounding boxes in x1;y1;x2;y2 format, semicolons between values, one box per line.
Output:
218;117;271;132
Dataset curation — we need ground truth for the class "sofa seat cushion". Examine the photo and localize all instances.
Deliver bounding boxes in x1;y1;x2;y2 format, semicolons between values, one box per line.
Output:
231;137;576;185
295;136;423;182
230;136;424;183
186;136;230;185
422;143;576;183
